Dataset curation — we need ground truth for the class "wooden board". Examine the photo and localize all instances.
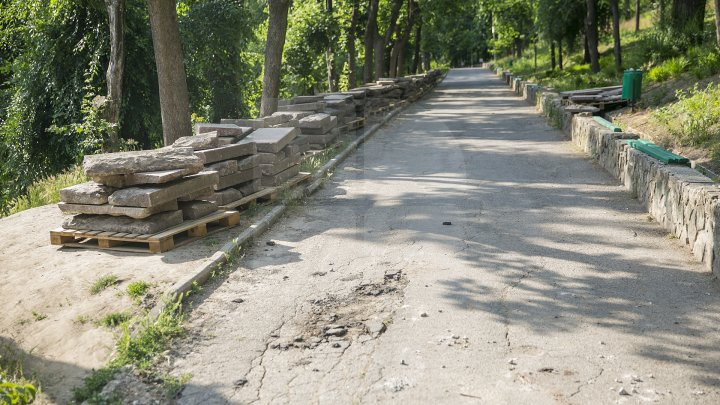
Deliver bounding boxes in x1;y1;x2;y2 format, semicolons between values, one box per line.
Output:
219;172;312;210
50;210;241;253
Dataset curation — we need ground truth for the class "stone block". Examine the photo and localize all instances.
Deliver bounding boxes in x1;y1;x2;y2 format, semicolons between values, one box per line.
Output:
260;153;300;176
59;182;116;205
57;200;178;220
291;95;323;104
207;188;243;205
195;123;251;138
245;127;298;153
261;164;300;187
221;118;266;129
62;210;184;234
83;147;203;177
237;154;260;171
206;160;238;176
236;179;262;196
277;102;325;112
217;137;236;146
178;187;213;202
215;166;262;190
271;111;313;120
172;133;219;150
179;200;218;220
194;142;257;164
299;113;332;129
262;115;289;126
93;168;201;188
108;172;219;208
303;132;338;146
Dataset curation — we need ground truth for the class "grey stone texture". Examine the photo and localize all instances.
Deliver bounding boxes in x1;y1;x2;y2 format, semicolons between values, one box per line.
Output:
207;188;243;205
237;155;260;171
271;111;313;121
194;142;257;164
261;164;300;187
221;118;266;129
195;123;251;138
299;113;332;130
83;147;204;177
178;187;214;202
57;200;179;219
236;178;262;196
59;182;116;205
206;160;238;177
245;128;298;153
93;168;200;188
172;133;220;150
62;210;184;234
215;166;262;190
108;172;219;208
179;200;218;220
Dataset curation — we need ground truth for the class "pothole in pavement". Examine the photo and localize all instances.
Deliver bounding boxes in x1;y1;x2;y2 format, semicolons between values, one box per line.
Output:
268;269;406;351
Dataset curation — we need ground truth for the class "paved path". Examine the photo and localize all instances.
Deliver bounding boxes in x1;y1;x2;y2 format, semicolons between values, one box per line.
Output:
170;68;720;404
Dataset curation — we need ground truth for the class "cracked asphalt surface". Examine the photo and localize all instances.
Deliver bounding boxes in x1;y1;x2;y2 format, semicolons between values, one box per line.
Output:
168;68;720;404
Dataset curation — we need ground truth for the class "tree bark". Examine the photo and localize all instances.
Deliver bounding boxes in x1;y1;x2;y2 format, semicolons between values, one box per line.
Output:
586;0;601;73
148;0;192;146
260;0;291;117
104;0;125;151
376;0;403;78
623;0;631;19
558;40;563;70
583;34;591;63
422;51;430;71
610;0;622;72
716;0;720;48
363;0;379;83
390;0;417;77
635;0;641;32
551;41;556;71
347;0;359;88
325;0;337;92
411;17;422;74
671;0;707;40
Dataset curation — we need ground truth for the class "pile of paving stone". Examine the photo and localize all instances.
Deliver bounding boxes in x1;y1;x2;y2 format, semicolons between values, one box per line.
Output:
243;127;303;187
184;123;260;206
58;147;218;234
298;113;339;149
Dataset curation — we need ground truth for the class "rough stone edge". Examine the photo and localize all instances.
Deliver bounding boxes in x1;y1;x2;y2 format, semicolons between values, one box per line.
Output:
485;65;720;279
149;85;435;319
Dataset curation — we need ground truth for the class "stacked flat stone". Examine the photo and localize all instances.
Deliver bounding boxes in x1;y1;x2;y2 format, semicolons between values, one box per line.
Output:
244;127;302;187
298;113;339;150
322;94;357;129
58;147;219;234
276;95;326;114
182;123;261;206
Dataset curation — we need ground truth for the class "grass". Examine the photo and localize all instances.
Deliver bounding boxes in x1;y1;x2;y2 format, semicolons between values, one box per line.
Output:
126;281;150;300
299;140;348;173
653;83;720;147
6;165;86;217
100;312;131;328
0;353;37;405
90;275;119;295
31;311;47;322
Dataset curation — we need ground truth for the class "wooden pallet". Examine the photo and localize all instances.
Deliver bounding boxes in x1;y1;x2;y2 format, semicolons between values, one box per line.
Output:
346;118;366;130
219;172;312;210
50;210;241;253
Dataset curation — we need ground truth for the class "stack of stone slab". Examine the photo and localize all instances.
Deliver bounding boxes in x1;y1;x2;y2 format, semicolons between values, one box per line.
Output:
277;95;326;114
178;124;261;207
298;113;339;149
245;127;303;187
322;94;357;129
58;147;220;234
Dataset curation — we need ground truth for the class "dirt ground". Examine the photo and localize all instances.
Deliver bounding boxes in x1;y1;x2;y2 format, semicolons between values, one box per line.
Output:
0;203;271;404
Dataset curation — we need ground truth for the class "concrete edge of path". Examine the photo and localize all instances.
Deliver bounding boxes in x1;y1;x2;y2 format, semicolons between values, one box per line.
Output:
149;98;418;318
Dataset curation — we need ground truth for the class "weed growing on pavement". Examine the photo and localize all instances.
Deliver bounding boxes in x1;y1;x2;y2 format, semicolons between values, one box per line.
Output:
100;312;130;328
31;312;47;321
126;281;150;300
90;275;119;295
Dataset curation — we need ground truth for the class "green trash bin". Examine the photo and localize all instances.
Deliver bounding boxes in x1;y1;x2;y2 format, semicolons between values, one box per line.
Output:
622;69;642;103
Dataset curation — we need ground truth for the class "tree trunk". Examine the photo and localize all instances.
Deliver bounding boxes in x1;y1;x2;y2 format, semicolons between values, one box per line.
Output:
610;0;623;72
260;0;291;117
377;0;403;78
558;40;563;70
624;0;631;19
716;0;720;48
390;0;417;77
422;51;430;71
104;0;125;151
363;0;379;83
583;34;591;63
551;41;556;70
586;0;601;73
635;0;641;32
347;1;359;88
148;0;192;146
411;18;422;74
325;0;337;92
671;0;707;40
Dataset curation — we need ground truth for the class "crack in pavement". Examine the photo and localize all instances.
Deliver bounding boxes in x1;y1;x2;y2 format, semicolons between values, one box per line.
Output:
568;366;605;399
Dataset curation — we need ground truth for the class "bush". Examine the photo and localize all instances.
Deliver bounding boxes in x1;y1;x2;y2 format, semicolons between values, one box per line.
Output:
688;46;720;79
6;165;86;216
653;83;720;146
647;57;689;82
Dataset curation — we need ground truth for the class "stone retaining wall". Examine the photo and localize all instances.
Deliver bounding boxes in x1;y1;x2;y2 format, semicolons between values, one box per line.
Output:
489;66;720;276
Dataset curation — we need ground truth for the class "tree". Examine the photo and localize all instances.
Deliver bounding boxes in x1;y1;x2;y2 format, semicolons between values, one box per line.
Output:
635;0;640;32
363;0;379;83
104;0;125;151
389;0;418;77
346;0;360;88
260;0;291;117
148;0;192;145
325;0;338;92
375;0;403;78
610;0;622;72
411;13;422;73
585;0;600;73
716;0;720;48
671;0;707;41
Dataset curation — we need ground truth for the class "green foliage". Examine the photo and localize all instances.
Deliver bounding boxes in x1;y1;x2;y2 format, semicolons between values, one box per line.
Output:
647;56;689;82
7;165;86;216
72;367;118;404
0;355;36;405
687;46;720;79
31;311;47;322
90;275;119;295
113;298;184;371
127;281;150;300
100;312;130;328
653;83;720;146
